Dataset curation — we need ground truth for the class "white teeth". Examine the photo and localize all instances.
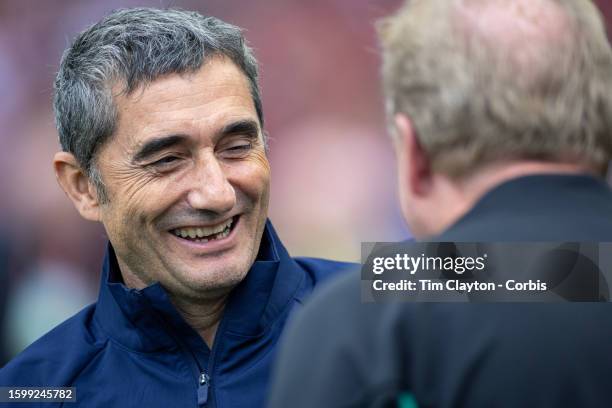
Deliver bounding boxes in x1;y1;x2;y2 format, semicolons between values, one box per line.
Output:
172;218;234;241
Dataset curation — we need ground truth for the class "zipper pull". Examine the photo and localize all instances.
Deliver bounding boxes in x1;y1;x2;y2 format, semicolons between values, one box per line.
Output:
197;372;209;406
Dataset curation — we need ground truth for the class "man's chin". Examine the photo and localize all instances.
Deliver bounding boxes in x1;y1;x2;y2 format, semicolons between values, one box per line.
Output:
168;258;252;294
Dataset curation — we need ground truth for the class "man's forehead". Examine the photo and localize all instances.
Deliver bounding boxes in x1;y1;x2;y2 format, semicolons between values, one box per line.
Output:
113;58;253;113
109;58;259;147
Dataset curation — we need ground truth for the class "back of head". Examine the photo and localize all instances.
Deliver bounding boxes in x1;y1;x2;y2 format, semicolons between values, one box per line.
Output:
379;0;612;178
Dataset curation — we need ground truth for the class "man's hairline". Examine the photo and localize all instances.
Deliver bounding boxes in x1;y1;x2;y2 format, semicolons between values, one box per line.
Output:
74;54;265;201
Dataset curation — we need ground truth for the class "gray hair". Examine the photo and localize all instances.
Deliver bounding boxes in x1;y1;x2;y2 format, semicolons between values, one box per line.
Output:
379;0;612;177
53;7;263;201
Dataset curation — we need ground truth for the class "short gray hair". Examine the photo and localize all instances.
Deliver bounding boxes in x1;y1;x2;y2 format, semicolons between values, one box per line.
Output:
379;0;612;177
53;7;263;201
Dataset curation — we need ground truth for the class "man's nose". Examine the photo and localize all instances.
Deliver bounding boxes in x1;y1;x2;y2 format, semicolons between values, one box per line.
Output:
186;156;236;214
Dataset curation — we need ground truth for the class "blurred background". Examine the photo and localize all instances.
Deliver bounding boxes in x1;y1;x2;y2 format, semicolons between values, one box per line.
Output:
0;0;611;364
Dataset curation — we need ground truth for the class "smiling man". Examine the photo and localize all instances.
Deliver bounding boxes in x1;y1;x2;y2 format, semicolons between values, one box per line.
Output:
0;8;350;407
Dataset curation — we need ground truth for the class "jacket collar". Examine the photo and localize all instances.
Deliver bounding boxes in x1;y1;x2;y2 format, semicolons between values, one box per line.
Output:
93;220;305;352
439;173;612;239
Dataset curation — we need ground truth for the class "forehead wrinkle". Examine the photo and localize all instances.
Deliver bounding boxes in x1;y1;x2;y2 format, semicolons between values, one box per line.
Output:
118;86;251;122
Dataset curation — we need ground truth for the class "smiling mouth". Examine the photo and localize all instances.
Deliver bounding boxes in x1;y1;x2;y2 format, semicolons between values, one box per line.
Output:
170;216;236;243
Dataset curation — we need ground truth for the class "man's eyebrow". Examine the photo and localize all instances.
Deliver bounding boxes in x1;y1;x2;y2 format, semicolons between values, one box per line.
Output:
219;119;260;138
133;135;187;162
132;120;259;162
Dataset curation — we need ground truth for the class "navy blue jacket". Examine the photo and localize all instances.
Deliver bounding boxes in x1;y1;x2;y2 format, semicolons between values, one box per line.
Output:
0;221;351;407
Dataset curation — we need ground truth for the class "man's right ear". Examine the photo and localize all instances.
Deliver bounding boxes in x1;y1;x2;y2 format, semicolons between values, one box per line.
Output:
394;114;433;197
53;152;102;222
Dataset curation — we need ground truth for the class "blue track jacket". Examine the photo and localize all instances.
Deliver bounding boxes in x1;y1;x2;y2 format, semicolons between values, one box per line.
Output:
0;221;352;407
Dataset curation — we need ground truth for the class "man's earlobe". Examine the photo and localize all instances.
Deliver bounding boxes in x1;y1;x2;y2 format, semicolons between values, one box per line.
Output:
53;152;102;222
394;114;432;196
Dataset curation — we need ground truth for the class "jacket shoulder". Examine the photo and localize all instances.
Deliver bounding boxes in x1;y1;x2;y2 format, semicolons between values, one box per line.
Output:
0;304;106;387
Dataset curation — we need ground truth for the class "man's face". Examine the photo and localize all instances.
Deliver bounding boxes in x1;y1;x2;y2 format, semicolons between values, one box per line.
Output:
94;58;270;299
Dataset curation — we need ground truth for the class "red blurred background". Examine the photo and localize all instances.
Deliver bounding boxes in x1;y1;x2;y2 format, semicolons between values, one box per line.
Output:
0;0;610;363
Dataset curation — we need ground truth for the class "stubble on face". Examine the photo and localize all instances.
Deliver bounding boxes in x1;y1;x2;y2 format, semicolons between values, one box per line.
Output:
93;57;270;301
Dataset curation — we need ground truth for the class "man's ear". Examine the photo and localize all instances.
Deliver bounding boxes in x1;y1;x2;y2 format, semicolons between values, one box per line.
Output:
53;152;102;222
394;114;432;197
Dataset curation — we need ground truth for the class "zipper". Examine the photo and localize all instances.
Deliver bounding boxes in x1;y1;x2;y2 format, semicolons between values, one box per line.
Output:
197;372;210;406
156;322;211;407
142;299;213;407
201;314;227;408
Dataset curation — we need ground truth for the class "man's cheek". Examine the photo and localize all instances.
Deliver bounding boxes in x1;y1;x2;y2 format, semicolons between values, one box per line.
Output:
247;149;271;174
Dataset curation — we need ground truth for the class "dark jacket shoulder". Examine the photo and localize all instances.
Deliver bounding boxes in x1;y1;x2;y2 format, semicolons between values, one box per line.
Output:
0;305;104;387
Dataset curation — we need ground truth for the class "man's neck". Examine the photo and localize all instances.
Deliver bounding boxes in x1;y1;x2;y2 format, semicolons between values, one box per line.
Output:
170;294;229;348
118;260;231;348
420;161;598;239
